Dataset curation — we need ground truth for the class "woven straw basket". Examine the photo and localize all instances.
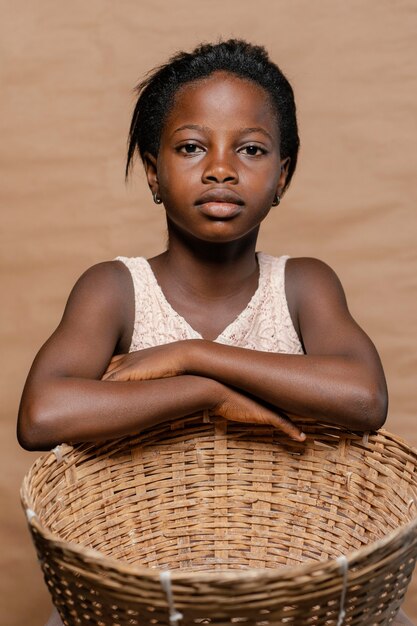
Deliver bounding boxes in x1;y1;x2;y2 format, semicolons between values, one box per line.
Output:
21;415;417;626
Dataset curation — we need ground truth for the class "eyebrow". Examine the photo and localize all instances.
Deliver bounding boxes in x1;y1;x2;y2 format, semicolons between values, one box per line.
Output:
240;127;274;141
172;124;211;135
172;124;273;141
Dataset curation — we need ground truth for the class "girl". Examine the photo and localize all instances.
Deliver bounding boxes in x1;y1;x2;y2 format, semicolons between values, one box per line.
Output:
18;40;412;625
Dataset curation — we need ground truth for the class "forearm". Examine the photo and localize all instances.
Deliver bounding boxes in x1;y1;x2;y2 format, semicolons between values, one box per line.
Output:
18;375;221;451
188;341;387;430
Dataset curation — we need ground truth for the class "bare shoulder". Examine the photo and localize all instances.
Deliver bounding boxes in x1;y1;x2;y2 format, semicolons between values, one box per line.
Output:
285;257;348;315
286;257;345;290
284;257;362;354
66;260;132;304
61;259;134;352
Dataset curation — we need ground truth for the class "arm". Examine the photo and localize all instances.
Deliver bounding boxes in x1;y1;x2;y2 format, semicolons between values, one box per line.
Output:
17;262;219;450
192;258;388;430
18;262;304;451
105;259;388;431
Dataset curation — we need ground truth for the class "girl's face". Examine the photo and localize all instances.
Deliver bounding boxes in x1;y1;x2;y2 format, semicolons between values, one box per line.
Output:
145;71;289;244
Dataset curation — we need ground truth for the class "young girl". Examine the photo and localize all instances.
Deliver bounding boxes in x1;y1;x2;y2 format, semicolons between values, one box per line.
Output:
18;40;413;625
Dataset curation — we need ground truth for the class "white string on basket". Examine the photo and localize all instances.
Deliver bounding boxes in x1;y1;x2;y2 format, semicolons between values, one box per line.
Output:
26;508;37;522
160;570;183;625
336;555;348;626
52;444;63;463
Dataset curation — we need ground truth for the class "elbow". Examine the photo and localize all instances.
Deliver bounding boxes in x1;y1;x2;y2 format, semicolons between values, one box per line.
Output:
17;397;57;451
17;434;42;452
357;382;388;432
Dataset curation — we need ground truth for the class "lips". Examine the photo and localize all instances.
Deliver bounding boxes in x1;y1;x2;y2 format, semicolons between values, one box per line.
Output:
195;189;244;220
195;189;244;206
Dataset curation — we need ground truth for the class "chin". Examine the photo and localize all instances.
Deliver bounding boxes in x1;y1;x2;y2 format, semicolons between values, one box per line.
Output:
196;229;258;246
168;218;259;246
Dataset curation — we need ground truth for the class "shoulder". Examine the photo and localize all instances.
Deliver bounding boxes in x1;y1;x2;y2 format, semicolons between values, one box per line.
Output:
61;260;135;346
68;260;134;306
285;257;347;304
286;256;342;281
259;254;345;306
284;257;350;337
259;253;346;308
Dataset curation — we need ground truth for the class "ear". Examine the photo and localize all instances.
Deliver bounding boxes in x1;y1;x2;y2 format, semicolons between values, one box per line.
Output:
276;157;291;196
143;152;159;195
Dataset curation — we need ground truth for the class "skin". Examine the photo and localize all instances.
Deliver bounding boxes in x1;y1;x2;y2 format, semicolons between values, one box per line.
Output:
17;71;388;451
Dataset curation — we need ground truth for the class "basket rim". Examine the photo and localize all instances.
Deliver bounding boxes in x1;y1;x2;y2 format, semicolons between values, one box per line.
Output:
20;426;417;583
22;512;417;583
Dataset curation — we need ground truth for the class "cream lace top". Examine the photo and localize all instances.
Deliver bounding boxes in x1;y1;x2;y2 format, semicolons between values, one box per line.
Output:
116;252;304;355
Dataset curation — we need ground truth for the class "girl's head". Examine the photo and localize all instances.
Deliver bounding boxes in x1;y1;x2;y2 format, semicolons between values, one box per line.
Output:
126;39;299;193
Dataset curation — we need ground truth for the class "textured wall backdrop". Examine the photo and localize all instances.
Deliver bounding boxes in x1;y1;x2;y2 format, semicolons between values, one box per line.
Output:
1;1;416;624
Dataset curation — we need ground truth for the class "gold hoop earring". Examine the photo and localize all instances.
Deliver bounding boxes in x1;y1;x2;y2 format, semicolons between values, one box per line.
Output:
272;194;281;207
153;192;162;205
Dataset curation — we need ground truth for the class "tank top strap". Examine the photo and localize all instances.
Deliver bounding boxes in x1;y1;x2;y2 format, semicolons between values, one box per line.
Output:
262;253;304;354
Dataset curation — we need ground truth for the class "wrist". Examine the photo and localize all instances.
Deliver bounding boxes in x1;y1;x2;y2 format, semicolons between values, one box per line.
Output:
185;339;210;376
201;377;227;410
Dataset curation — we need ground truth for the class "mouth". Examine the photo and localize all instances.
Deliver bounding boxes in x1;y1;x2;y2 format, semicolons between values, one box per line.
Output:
195;190;244;220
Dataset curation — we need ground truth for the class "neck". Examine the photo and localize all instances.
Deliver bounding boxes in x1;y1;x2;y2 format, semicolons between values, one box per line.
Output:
150;224;260;299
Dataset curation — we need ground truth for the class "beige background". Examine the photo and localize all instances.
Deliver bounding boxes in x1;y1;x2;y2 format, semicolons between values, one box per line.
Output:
1;1;416;624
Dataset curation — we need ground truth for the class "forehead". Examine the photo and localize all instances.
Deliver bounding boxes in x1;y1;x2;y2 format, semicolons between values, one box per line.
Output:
162;71;279;138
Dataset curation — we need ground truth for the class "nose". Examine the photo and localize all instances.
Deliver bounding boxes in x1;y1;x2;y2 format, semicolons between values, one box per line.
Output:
202;150;238;184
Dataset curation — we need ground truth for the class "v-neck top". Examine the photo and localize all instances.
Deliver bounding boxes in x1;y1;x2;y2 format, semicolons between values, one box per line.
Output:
115;253;304;355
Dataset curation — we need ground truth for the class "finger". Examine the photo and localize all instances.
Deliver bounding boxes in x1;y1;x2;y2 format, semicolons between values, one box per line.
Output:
109;354;126;364
102;366;125;381
102;357;129;379
105;355;127;372
239;391;305;442
268;412;305;442
102;370;117;381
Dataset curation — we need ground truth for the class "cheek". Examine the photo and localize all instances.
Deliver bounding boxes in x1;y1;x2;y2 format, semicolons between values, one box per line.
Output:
241;167;279;198
156;164;177;197
157;158;197;196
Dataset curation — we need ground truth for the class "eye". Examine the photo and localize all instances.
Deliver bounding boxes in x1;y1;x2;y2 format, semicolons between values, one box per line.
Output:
177;143;204;155
239;144;267;157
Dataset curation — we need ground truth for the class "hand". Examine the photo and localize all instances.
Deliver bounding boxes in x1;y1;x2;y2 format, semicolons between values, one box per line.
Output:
102;342;187;382
212;386;306;442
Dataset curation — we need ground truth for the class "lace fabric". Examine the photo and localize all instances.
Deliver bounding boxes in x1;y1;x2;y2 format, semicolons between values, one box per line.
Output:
115;252;304;355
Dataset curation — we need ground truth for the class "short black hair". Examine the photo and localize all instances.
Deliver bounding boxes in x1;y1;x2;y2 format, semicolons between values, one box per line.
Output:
126;39;300;191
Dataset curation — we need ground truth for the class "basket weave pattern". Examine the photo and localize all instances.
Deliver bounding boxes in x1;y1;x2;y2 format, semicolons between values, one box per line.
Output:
22;416;417;625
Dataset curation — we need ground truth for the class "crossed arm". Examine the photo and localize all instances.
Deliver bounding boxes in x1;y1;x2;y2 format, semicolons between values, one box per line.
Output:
17;258;388;451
